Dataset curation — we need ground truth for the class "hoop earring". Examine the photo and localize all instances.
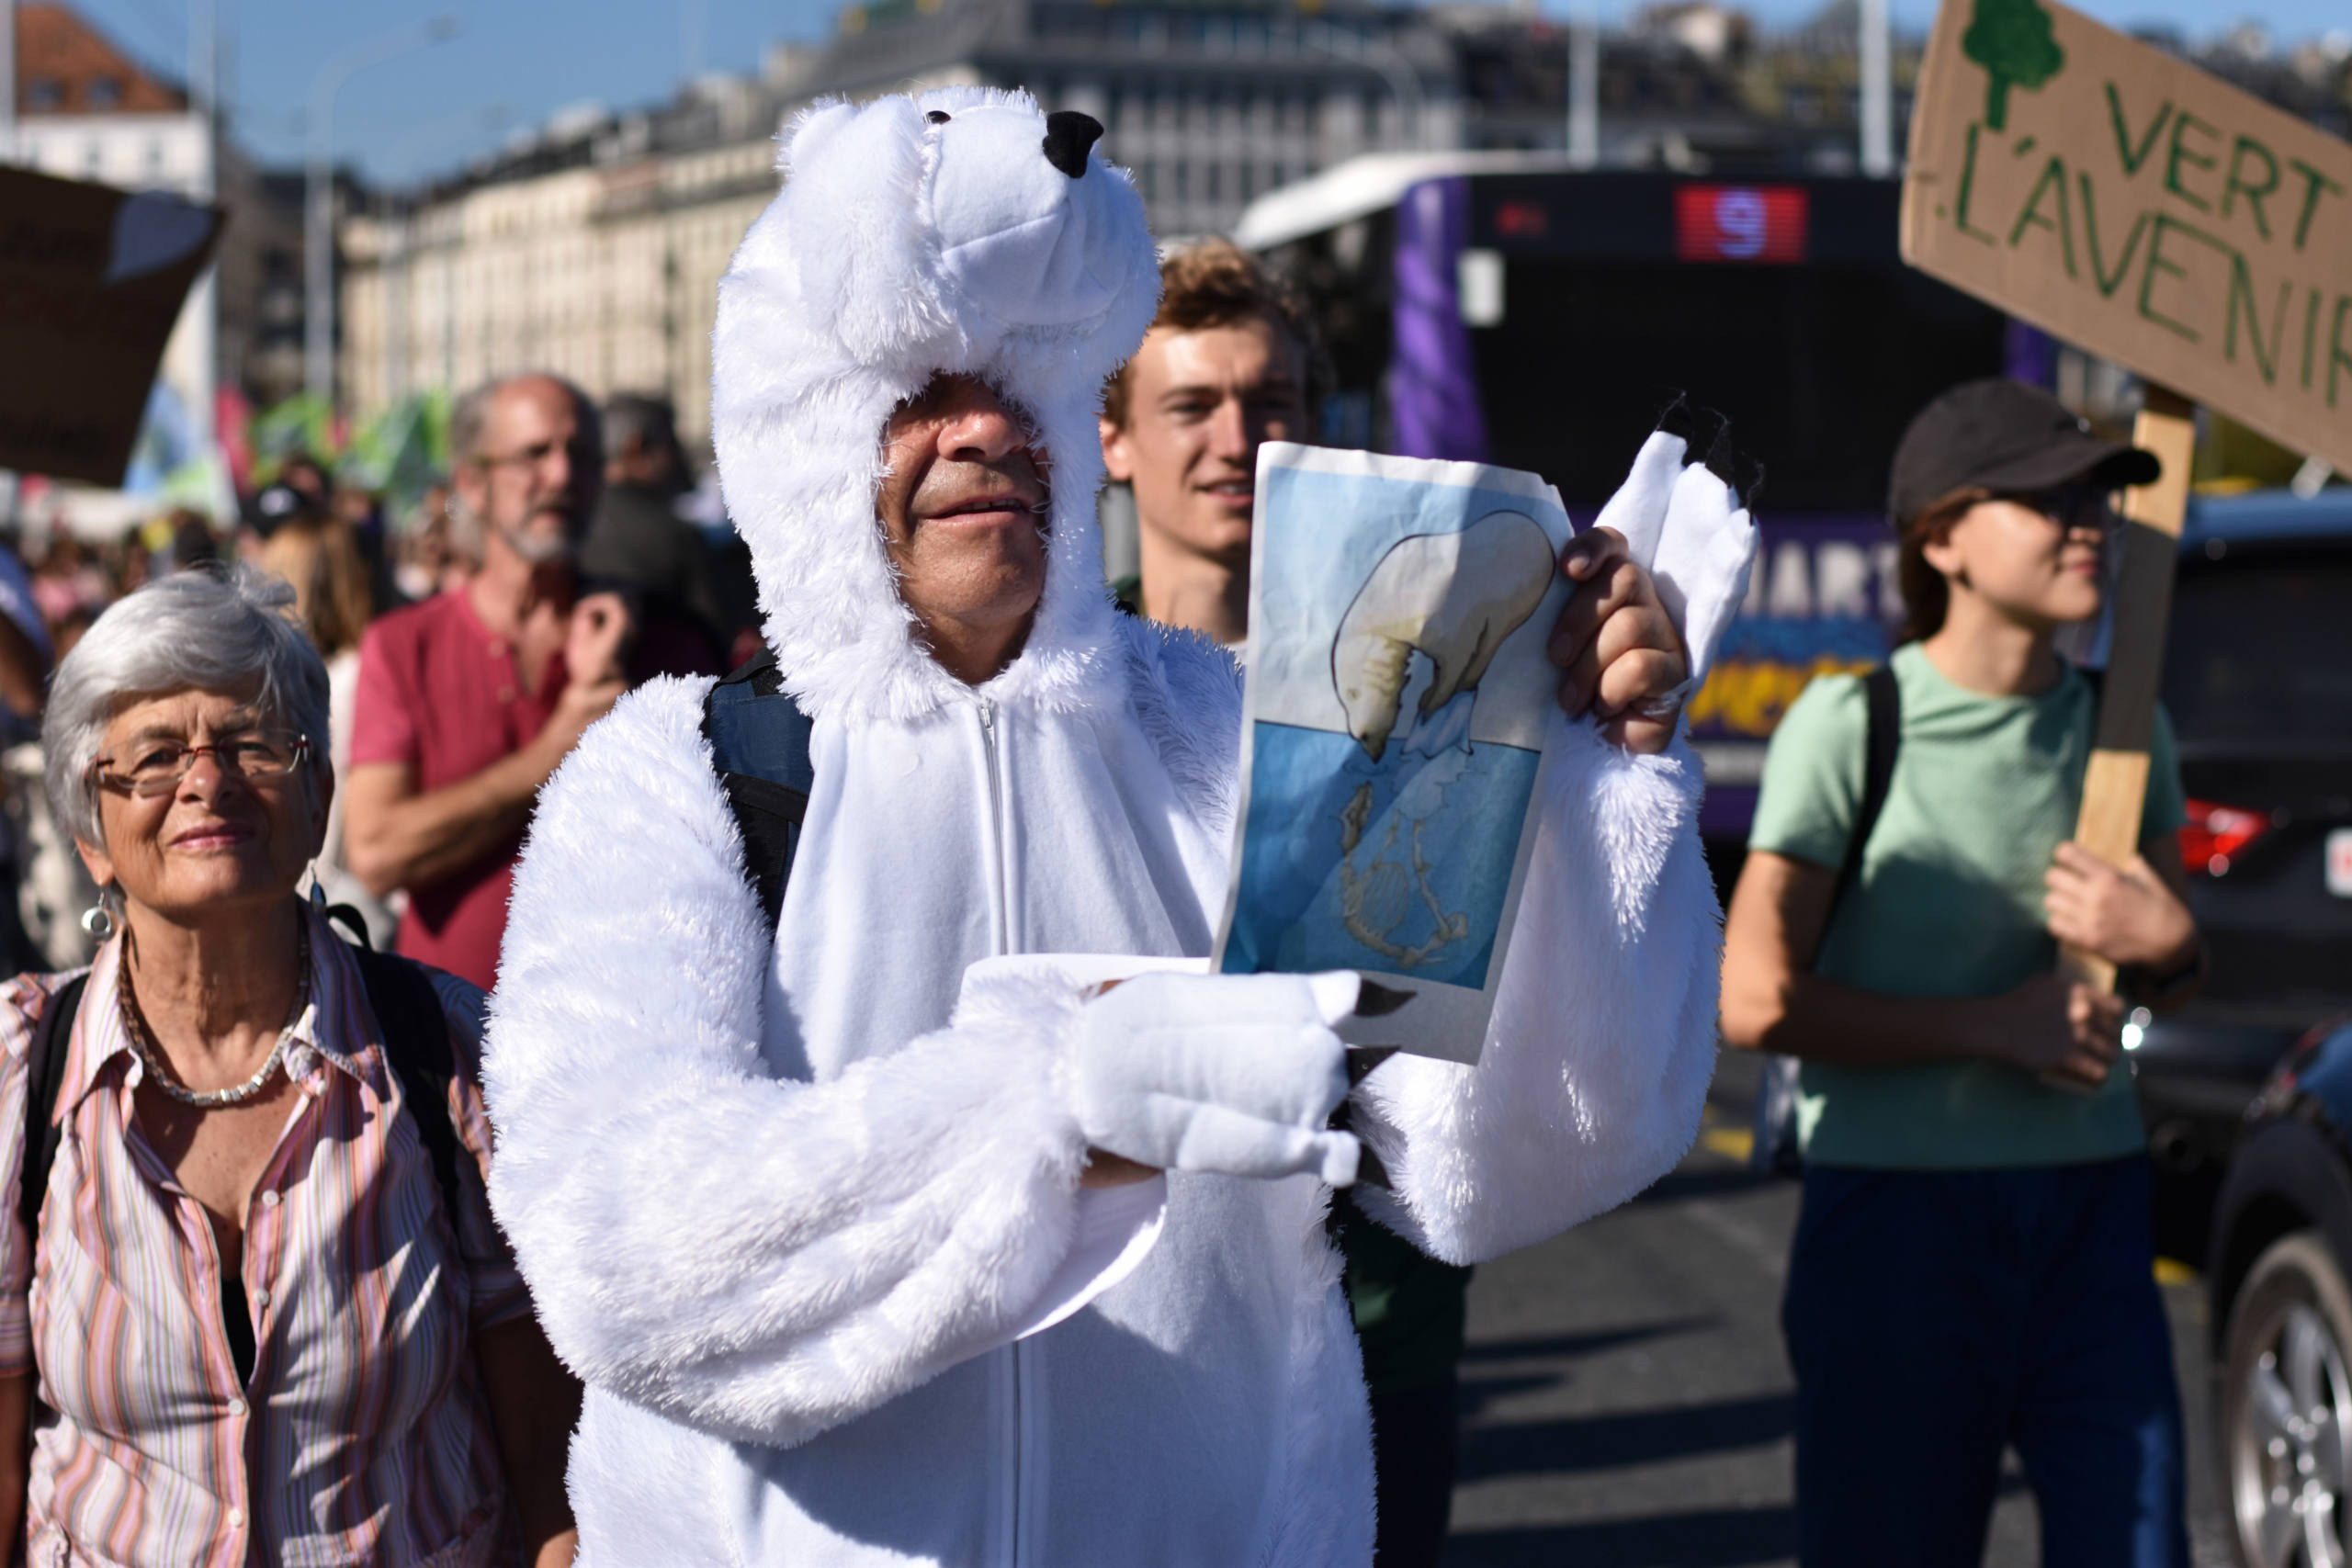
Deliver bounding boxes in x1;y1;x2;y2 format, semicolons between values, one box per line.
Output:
80;900;116;943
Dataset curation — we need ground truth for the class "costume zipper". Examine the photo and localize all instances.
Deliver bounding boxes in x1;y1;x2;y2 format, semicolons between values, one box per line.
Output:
1009;1338;1024;1568
977;695;1027;1567
978;700;1011;957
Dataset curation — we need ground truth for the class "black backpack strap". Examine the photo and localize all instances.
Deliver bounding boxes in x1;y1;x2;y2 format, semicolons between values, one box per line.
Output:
20;974;87;1239
348;945;466;1229
701;648;815;932
1825;663;1902;935
1754;663;1901;1176
1758;663;1903;1176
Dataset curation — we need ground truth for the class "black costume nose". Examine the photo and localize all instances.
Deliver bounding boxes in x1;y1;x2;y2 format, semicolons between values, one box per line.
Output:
1042;111;1102;179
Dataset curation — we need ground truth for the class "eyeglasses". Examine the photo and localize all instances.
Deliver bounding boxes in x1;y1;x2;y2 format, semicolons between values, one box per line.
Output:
471;437;588;471
91;730;311;798
2006;481;2116;529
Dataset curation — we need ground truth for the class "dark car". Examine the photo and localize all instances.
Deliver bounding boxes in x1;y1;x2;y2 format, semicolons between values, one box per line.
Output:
2206;1018;2352;1567
2118;487;2352;1567
2130;488;2352;1267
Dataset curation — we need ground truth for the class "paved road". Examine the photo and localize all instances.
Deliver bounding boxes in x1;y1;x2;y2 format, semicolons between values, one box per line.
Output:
1440;1052;2237;1568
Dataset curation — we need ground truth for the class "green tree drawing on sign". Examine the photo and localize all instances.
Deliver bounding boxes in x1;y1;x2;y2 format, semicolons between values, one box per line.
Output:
1962;0;2065;130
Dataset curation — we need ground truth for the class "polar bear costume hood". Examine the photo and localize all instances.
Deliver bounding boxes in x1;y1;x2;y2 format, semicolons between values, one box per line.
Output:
489;86;1747;1568
712;86;1159;722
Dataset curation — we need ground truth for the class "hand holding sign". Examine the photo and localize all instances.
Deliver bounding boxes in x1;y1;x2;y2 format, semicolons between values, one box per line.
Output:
1903;0;2347;998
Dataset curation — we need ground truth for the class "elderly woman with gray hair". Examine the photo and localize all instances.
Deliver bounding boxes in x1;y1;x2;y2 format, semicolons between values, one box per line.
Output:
0;568;579;1565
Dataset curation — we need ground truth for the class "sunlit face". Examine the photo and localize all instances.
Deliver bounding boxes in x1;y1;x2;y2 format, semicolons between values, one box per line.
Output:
1925;484;2112;631
1101;315;1308;569
76;688;327;925
454;377;603;566
876;373;1053;651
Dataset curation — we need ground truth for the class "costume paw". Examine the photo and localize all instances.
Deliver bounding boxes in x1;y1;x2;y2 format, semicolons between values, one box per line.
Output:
1073;972;1361;1186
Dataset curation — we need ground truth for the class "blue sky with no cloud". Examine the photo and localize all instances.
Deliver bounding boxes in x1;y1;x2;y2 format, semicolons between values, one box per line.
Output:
64;0;2350;188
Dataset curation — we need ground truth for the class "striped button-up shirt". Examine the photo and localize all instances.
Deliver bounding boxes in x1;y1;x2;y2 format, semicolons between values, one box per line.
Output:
0;908;528;1567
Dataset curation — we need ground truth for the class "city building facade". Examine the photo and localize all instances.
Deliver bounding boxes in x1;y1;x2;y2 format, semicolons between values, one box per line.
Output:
340;74;783;451
336;0;2350;447
339;0;1463;443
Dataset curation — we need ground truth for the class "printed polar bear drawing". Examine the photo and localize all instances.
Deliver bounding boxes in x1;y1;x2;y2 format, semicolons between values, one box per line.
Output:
1329;511;1556;764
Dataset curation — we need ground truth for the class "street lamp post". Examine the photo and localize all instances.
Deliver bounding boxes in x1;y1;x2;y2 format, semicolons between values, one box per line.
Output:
2;0;17;162
189;0;219;459
378;104;506;406
1859;0;1894;177
305;16;459;410
1298;21;1426;154
1567;0;1600;170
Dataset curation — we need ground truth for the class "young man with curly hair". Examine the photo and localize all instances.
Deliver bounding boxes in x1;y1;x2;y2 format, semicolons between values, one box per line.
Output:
1102;239;1474;1568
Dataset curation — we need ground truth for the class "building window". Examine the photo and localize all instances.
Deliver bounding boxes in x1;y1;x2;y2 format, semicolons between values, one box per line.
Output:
86;77;122;109
25;78;63;111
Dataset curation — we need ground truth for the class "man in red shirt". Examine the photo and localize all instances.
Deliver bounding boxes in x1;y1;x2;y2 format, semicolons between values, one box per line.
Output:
345;373;703;990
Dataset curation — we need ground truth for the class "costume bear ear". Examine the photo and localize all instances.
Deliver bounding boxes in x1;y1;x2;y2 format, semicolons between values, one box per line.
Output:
779;96;945;363
779;99;859;175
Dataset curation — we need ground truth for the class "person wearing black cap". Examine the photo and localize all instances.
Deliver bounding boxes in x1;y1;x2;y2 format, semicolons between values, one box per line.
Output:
1720;378;2202;1566
243;478;324;542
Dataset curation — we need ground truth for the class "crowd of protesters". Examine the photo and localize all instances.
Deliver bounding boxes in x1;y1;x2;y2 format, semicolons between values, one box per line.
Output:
0;192;2203;1565
0;389;756;983
0;377;757;1565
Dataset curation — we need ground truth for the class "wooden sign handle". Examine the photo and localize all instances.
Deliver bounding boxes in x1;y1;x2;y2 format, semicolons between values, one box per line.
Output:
2063;385;2196;994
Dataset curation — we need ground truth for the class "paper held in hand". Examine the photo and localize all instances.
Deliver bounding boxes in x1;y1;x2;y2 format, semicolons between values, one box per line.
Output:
1210;443;1576;1066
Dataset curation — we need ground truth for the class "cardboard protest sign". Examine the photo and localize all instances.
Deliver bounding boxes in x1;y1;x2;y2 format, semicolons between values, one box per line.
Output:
0;165;222;486
1213;444;1576;1065
1901;0;2352;473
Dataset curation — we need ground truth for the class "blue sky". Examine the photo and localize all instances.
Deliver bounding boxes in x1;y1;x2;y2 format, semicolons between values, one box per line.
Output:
66;0;2349;186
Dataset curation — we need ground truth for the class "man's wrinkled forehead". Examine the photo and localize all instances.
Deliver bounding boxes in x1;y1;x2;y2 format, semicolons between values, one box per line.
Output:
498;374;584;427
487;376;598;458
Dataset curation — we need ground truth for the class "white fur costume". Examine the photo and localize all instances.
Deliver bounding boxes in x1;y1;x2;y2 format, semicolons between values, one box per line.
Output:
485;88;1750;1568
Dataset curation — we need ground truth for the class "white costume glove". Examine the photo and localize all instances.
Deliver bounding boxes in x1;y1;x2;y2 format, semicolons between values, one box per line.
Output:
1072;971;1363;1187
1590;429;1758;694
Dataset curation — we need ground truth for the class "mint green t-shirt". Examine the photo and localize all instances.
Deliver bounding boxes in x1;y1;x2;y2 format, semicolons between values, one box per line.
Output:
1747;642;2187;1170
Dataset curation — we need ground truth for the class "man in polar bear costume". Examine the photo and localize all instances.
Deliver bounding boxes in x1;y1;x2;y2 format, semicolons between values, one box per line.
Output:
484;88;1752;1567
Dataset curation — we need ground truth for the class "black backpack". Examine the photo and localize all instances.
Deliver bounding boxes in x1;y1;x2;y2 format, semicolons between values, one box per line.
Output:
699;648;816;932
